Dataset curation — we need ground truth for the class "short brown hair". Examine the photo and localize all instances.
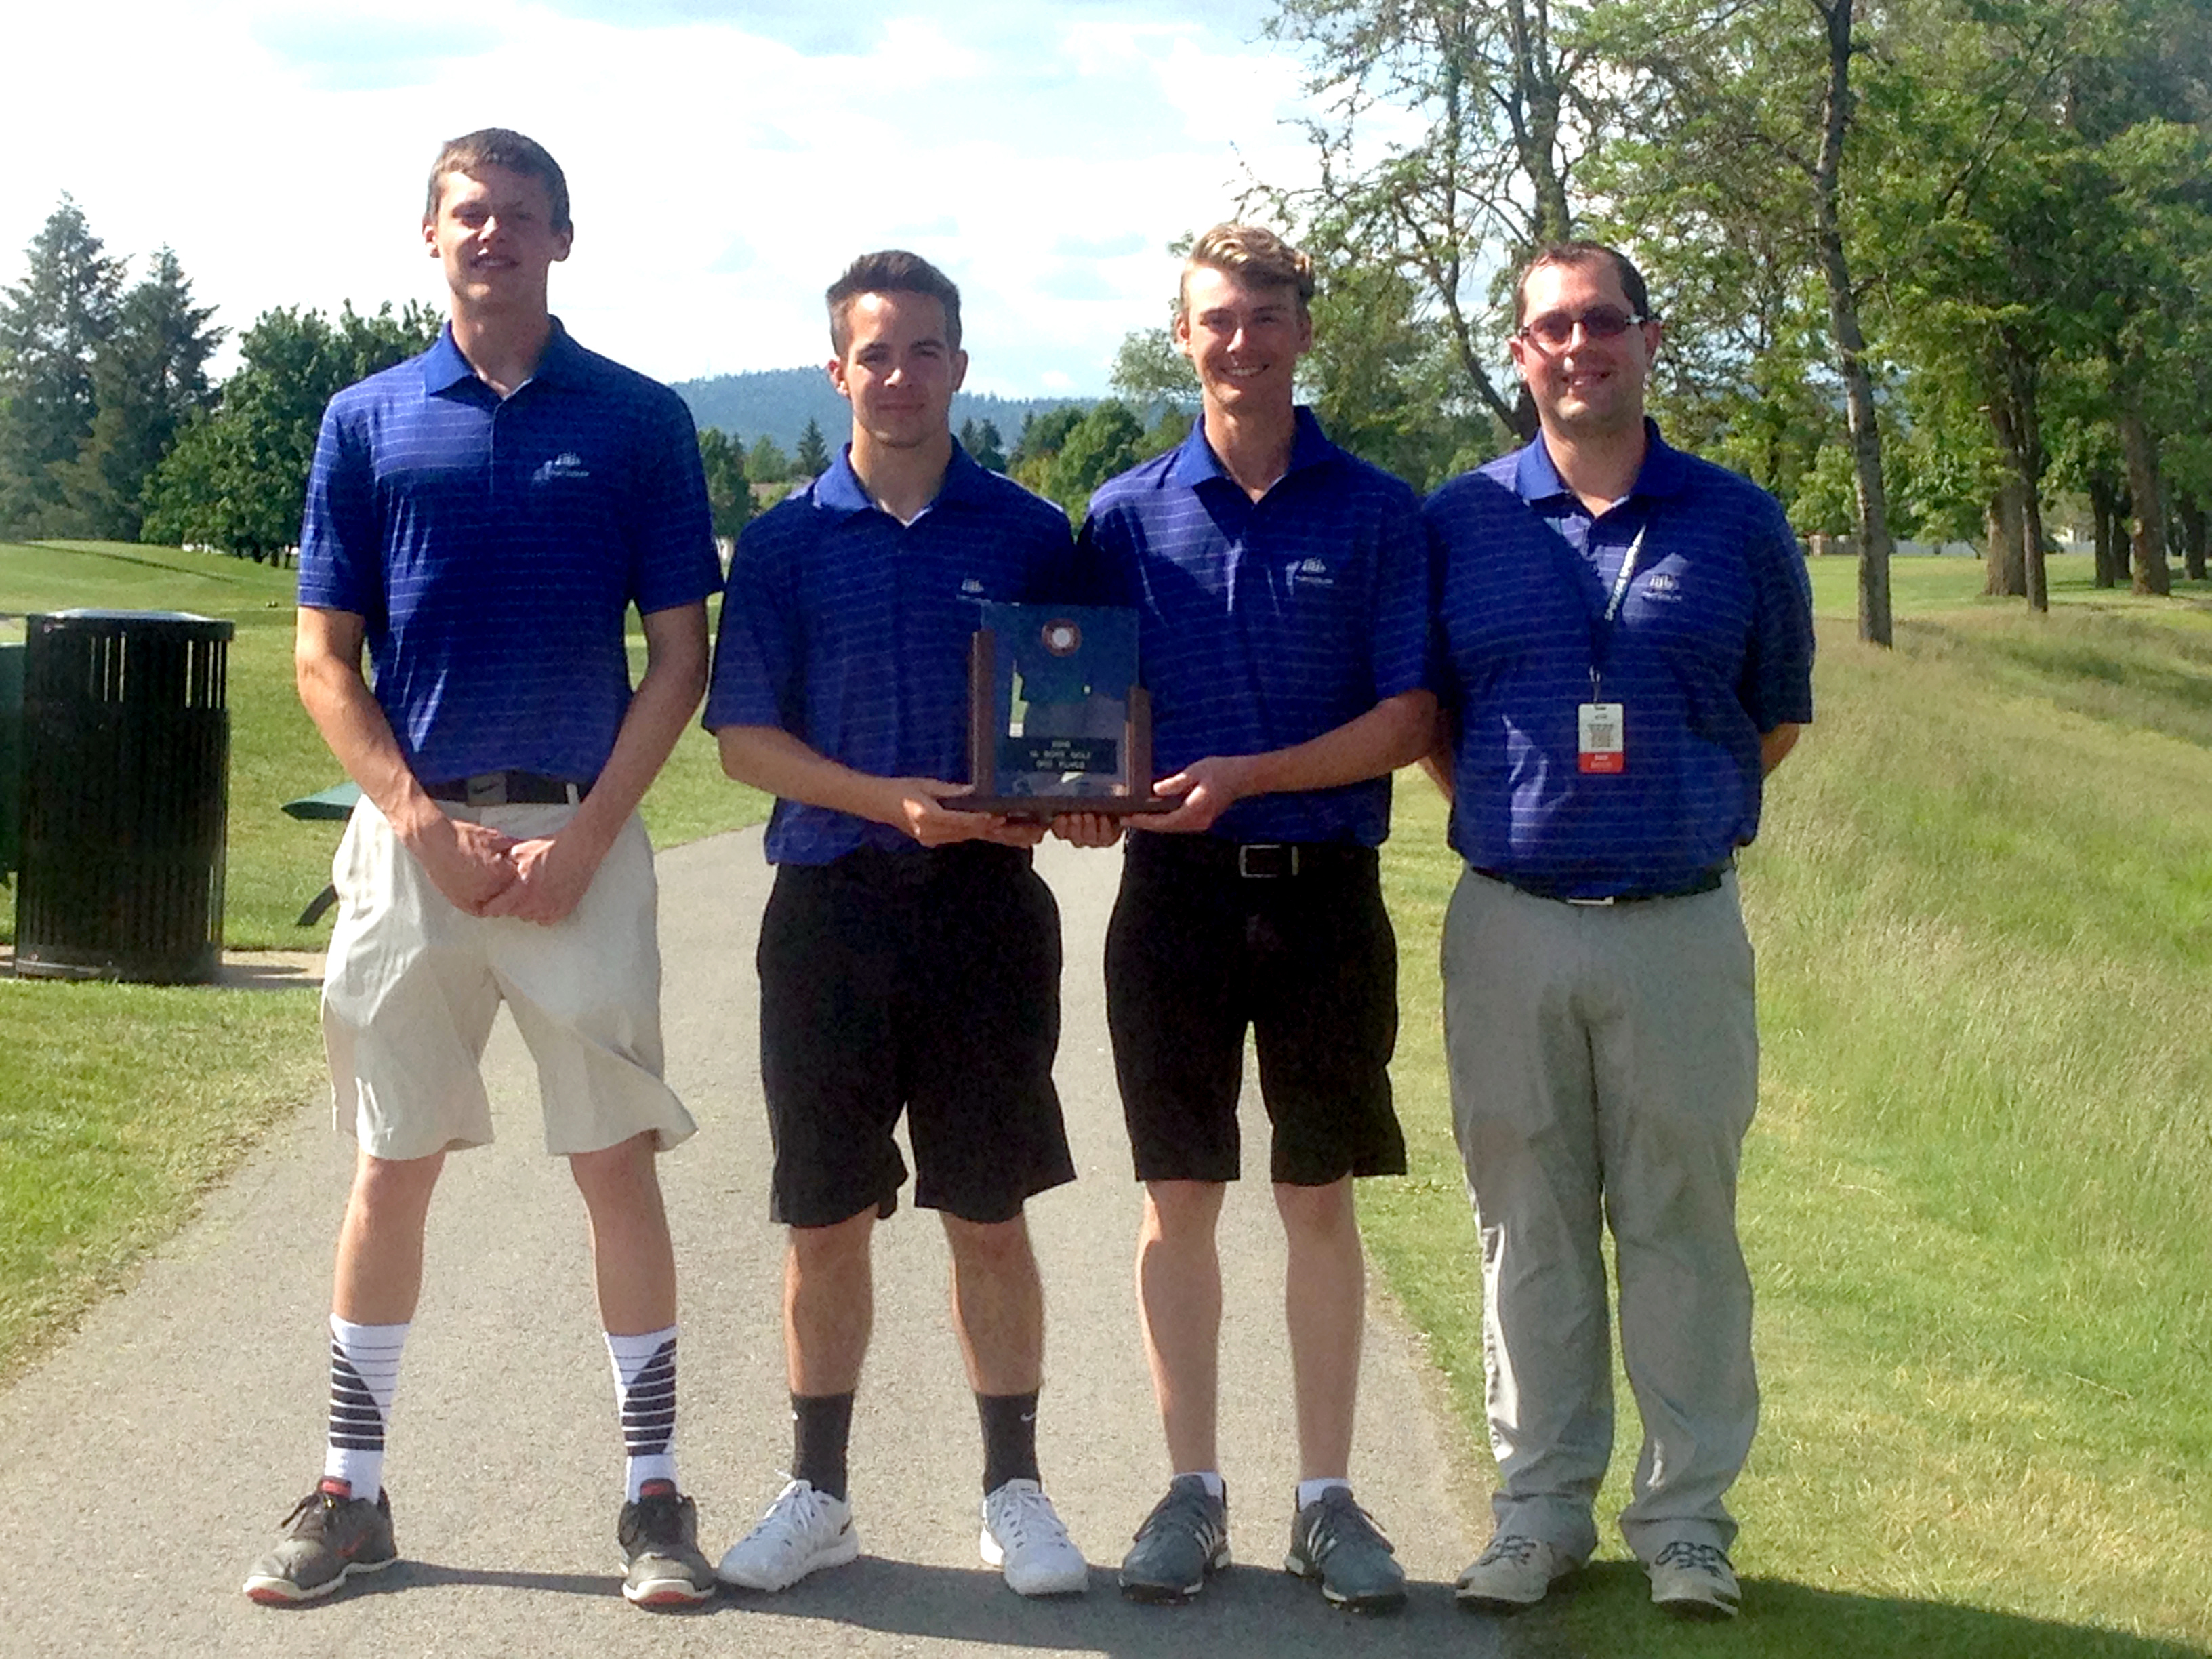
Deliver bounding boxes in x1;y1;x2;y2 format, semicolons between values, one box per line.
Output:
1179;223;1317;315
1514;241;1652;327
425;128;571;234
825;250;963;354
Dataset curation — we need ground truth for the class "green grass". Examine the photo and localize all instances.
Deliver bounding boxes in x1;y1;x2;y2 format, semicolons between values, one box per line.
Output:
0;981;327;1378
0;539;767;1380
1368;554;2212;1654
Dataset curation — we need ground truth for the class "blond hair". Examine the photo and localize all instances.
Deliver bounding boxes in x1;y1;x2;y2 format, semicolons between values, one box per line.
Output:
1179;223;1316;314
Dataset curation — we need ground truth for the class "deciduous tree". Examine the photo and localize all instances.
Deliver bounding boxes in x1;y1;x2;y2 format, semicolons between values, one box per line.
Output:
142;301;439;559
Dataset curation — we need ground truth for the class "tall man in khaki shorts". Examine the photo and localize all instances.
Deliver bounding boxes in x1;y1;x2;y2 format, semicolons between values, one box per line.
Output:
241;128;724;1610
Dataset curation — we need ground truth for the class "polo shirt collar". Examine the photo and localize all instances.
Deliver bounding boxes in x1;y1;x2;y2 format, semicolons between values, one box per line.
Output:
813;437;991;521
419;317;583;395
1168;404;1340;489
1514;417;1690;506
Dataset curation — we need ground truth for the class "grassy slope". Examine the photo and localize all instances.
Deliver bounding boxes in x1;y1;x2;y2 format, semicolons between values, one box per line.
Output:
0;540;766;1380
1367;553;2212;1655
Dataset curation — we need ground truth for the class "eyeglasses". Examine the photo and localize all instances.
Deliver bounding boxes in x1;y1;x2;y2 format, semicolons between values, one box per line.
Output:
1517;306;1650;349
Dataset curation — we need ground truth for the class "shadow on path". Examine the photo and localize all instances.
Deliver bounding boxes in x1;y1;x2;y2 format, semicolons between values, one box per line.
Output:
710;1557;1476;1658
308;1554;1498;1656
1479;1562;2207;1658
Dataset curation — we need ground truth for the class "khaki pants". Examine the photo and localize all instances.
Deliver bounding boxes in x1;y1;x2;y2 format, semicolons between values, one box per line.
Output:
321;796;695;1162
1441;867;1759;1561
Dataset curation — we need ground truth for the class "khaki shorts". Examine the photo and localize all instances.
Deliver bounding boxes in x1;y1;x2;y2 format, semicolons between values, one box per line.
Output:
320;796;696;1162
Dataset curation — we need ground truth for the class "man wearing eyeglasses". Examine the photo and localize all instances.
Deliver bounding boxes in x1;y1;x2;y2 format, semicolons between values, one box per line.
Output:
1422;242;1814;1622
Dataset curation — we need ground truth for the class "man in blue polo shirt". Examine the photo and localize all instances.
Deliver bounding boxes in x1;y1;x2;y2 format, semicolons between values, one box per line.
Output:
243;130;723;1610
1072;224;1435;1613
705;250;1090;1599
1427;241;1814;1622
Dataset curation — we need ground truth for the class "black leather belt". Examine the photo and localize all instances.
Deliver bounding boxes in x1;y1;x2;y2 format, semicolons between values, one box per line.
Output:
425;770;592;806
1128;834;1376;880
1475;857;1732;906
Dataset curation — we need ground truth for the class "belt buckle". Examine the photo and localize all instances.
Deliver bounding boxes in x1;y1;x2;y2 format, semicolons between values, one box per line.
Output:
464;772;508;808
1236;843;1298;878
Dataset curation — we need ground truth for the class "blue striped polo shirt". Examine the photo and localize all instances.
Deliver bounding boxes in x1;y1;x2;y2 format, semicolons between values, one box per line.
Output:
705;442;1075;865
1076;408;1433;847
298;321;720;787
1423;422;1815;897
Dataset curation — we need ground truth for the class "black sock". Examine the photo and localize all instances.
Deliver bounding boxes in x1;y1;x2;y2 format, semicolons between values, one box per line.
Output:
977;1389;1041;1495
792;1392;854;1502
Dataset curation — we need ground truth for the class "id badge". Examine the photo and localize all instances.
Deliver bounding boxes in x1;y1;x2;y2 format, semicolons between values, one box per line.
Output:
1578;701;1626;774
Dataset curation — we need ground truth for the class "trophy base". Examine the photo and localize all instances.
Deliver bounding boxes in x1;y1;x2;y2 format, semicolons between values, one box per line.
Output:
949;794;1174;822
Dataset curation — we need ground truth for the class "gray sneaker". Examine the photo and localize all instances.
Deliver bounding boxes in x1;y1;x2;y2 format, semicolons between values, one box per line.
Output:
1648;1539;1740;1620
1284;1487;1406;1612
1454;1532;1582;1612
241;1479;398;1605
1118;1475;1230;1603
617;1481;717;1608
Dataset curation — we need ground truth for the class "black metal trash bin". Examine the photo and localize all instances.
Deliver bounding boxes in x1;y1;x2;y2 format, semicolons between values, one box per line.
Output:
15;610;234;983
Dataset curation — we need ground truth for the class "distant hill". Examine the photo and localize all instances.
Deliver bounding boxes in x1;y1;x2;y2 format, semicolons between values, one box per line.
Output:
673;367;1093;451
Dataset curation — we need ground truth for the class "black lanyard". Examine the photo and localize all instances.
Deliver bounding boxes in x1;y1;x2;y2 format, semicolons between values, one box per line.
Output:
1590;523;1648;702
1538;508;1650;703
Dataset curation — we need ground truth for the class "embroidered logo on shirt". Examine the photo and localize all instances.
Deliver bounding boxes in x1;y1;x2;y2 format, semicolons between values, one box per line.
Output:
1288;556;1336;590
532;452;590;484
1643;571;1681;599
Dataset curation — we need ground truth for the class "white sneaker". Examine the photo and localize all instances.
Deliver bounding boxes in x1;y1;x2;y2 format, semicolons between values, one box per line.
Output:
1647;1539;1739;1619
1454;1532;1583;1611
980;1478;1089;1596
716;1478;859;1592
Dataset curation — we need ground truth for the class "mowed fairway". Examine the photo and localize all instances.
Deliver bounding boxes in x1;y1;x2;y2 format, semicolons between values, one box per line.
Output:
1369;552;2212;1655
0;541;766;1380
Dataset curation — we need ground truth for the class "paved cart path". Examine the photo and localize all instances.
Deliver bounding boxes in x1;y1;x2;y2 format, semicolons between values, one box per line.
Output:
0;829;1498;1658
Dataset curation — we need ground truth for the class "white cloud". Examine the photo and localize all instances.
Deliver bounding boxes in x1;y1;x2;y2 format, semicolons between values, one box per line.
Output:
0;0;1325;394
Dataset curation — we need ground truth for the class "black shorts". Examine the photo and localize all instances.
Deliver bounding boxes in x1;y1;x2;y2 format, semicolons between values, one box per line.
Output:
758;844;1075;1227
1105;834;1406;1187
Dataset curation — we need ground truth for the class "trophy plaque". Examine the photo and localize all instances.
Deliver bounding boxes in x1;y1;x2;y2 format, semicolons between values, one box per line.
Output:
953;602;1169;819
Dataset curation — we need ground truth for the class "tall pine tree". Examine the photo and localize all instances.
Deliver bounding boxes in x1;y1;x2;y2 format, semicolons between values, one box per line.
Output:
62;247;224;541
0;197;122;535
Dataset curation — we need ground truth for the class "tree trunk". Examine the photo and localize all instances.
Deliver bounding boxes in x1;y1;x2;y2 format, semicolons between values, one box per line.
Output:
1502;0;1574;245
2116;391;2171;595
2182;497;2207;581
1814;0;1893;646
1986;371;2047;611
2089;474;2122;588
1985;480;2026;596
1997;337;2048;612
2020;486;2049;611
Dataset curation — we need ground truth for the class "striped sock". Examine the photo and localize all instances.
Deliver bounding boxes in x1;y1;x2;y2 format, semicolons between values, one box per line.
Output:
606;1326;680;1502
323;1315;409;1499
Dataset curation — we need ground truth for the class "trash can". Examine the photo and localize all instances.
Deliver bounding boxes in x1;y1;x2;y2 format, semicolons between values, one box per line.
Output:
0;637;22;878
15;610;234;983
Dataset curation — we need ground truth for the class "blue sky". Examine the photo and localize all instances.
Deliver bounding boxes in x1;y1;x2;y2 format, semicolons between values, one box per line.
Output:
4;1;1317;395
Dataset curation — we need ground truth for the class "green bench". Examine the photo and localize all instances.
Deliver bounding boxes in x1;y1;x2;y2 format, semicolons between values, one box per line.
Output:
281;781;361;926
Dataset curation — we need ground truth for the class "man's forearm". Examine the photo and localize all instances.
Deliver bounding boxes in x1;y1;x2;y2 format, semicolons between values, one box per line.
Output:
1760;722;1802;777
1240;689;1439;796
556;602;709;860
715;724;905;827
295;608;445;844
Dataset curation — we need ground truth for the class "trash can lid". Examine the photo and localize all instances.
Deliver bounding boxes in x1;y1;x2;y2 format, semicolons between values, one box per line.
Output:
41;609;226;623
33;609;236;638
